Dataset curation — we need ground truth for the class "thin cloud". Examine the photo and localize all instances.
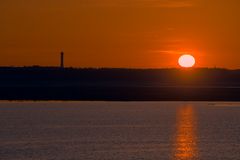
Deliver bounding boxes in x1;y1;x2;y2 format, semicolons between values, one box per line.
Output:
80;0;196;8
148;50;183;55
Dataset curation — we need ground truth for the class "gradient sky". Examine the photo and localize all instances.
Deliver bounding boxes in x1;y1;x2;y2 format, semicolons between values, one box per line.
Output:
1;0;240;68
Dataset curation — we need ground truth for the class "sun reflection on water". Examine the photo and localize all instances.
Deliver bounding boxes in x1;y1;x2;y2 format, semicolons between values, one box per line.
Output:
174;105;198;160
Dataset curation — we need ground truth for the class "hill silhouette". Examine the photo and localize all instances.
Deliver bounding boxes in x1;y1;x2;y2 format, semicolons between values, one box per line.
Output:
1;67;240;101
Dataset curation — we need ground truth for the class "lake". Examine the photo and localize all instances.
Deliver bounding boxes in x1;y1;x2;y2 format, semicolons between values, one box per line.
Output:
0;101;240;160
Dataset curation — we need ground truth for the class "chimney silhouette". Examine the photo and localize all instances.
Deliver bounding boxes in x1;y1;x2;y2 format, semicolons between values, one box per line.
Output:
60;51;64;68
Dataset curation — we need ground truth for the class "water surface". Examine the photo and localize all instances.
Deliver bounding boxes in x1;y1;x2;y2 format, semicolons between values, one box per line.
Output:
0;101;240;160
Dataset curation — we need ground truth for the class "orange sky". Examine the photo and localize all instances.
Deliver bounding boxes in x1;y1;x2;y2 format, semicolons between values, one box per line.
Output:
0;0;240;68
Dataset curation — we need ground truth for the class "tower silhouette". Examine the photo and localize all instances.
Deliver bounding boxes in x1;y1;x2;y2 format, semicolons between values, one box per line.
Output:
60;51;64;68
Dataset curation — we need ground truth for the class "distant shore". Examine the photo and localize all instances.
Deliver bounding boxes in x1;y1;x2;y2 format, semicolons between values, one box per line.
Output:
1;67;240;101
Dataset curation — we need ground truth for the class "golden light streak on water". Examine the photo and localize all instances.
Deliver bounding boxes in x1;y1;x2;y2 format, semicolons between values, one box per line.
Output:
174;105;198;160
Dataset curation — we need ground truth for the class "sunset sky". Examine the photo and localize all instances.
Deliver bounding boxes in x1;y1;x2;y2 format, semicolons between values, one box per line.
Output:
1;0;240;68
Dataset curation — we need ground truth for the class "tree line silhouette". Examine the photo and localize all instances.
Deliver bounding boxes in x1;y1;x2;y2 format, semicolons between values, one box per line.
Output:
0;67;240;101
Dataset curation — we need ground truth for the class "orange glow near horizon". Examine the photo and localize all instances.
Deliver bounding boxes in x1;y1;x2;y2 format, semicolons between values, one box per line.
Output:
174;105;198;160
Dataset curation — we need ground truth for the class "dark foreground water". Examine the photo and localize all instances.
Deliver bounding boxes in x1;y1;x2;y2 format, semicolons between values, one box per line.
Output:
0;102;240;160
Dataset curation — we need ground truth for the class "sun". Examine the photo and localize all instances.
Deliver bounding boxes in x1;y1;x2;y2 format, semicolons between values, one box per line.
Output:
178;54;195;68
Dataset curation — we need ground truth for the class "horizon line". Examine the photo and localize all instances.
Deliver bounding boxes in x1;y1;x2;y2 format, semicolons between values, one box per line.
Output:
0;65;239;71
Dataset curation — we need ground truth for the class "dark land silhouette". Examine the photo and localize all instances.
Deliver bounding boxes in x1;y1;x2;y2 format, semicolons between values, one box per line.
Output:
1;67;240;101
